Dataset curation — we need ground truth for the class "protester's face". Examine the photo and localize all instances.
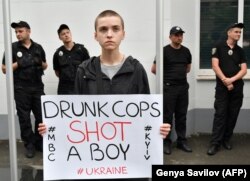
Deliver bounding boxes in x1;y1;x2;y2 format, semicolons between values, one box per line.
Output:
169;33;183;45
228;27;242;41
95;16;125;51
14;27;30;42
59;29;72;43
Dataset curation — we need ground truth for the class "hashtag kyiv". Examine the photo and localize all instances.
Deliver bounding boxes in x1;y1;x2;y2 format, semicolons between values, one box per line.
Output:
144;125;152;131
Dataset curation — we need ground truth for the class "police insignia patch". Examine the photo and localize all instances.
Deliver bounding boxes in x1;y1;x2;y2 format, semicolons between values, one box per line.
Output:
17;51;22;58
212;48;217;55
59;51;63;56
228;50;233;55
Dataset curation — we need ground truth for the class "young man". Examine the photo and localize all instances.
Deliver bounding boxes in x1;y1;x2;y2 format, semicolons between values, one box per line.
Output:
53;24;90;94
39;10;170;180
151;26;192;155
2;21;48;158
207;23;247;156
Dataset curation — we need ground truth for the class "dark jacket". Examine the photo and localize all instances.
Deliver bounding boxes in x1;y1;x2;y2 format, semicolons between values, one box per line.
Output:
75;56;150;95
74;56;150;181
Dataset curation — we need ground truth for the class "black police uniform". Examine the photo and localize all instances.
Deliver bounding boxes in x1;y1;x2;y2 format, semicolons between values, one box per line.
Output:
2;40;46;150
53;43;90;94
162;44;192;144
210;41;247;146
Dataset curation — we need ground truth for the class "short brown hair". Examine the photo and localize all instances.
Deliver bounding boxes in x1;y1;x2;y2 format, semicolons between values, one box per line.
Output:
94;10;124;31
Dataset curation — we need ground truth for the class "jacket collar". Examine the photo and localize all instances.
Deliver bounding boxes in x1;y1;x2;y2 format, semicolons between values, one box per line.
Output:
85;55;136;78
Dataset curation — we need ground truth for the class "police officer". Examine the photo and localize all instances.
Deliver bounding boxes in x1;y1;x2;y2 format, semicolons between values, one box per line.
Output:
207;23;247;156
1;21;48;158
53;24;90;94
151;26;192;155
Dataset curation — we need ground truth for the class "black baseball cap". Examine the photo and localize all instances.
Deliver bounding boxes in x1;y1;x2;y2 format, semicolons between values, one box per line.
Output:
57;24;70;35
170;26;185;35
226;23;244;31
11;21;30;29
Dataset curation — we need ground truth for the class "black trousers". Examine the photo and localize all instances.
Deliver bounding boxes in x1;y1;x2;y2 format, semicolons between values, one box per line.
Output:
58;81;75;95
20;168;43;181
14;85;44;147
210;82;244;146
163;83;189;143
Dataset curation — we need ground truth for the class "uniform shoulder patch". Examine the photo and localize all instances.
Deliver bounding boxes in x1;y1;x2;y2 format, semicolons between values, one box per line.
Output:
211;48;217;55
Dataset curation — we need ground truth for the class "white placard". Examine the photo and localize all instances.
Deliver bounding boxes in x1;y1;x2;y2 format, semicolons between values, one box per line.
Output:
41;94;163;180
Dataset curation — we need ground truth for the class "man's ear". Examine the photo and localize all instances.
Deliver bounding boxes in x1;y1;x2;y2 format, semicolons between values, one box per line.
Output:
59;35;62;41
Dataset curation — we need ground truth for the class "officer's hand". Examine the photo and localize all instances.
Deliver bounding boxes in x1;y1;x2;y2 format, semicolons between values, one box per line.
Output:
2;65;6;74
34;57;43;66
17;59;24;68
13;62;18;71
222;77;234;86
227;84;234;91
17;58;34;68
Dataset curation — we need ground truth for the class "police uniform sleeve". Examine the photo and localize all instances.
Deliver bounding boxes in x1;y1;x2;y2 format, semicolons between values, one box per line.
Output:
2;53;5;65
211;43;219;59
32;45;46;67
2;43;18;65
53;51;60;71
80;45;90;61
40;46;46;62
188;49;192;64
239;48;247;64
